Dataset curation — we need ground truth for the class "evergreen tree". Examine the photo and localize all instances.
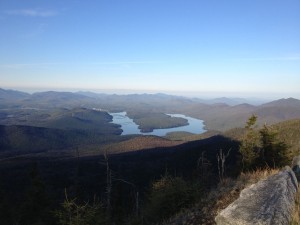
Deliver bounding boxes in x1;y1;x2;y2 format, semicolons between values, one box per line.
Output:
0;186;13;225
239;115;290;169
19;162;52;225
259;124;290;168
239;114;260;170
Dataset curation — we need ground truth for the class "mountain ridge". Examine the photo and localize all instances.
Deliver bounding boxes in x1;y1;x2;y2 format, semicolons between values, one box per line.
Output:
1;88;300;131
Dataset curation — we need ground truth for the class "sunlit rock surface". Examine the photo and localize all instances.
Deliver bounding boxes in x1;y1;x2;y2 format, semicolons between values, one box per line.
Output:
215;166;298;225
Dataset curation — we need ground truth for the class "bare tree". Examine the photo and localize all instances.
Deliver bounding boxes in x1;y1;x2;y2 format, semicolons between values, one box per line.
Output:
103;150;112;217
197;151;211;179
101;150;140;221
216;148;231;182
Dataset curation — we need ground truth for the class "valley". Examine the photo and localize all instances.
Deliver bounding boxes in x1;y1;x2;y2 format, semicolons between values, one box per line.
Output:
1;88;300;225
1;88;300;158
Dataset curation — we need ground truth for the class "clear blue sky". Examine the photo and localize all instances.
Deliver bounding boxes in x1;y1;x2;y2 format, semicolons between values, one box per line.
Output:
0;0;299;98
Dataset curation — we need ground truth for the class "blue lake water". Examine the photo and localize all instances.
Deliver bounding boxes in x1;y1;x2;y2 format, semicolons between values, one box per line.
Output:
109;112;206;136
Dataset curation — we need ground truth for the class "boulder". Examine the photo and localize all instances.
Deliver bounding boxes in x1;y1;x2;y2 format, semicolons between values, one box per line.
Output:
215;167;298;225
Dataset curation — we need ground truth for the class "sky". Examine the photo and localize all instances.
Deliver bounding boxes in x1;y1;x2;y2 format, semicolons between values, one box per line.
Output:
0;0;299;99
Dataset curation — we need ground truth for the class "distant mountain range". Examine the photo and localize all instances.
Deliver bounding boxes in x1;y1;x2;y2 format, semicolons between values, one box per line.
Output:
1;88;300;131
191;97;269;106
0;88;284;106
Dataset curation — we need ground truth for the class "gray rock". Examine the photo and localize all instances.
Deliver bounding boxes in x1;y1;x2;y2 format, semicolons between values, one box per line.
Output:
292;156;300;181
215;167;298;225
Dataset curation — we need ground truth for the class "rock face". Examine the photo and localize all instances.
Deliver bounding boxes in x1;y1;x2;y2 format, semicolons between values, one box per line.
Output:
215;167;298;225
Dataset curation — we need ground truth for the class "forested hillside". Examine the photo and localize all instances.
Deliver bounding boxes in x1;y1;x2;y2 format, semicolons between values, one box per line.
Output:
1;89;300;131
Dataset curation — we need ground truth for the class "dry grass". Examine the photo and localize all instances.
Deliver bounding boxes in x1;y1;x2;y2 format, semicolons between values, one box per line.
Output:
290;186;300;225
234;168;280;188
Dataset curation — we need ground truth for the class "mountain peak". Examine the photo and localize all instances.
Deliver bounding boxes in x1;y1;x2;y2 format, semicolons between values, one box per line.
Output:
261;97;300;107
0;88;30;100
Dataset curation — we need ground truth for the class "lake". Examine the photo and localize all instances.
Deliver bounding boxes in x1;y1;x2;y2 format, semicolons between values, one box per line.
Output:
109;112;206;136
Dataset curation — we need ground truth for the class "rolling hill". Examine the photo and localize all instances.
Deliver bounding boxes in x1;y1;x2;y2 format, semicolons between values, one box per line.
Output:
0;88;30;100
0;124;125;156
1;88;300;132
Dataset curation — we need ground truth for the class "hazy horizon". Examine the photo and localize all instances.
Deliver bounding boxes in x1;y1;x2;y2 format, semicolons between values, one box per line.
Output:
2;86;299;102
1;0;299;99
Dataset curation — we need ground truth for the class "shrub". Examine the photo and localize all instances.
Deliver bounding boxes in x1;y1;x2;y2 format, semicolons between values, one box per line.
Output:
56;191;107;225
144;175;202;223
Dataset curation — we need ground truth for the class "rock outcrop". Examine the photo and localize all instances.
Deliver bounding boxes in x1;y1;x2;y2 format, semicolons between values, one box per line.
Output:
215;166;298;225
